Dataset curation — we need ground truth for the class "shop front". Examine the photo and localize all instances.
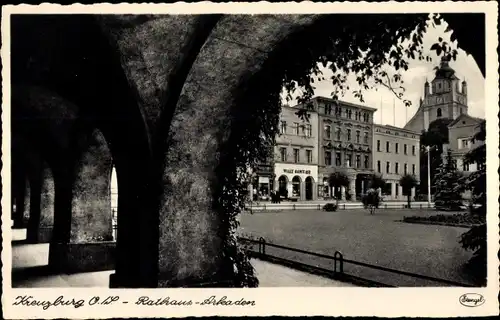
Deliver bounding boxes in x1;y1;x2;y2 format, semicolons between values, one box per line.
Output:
274;163;318;201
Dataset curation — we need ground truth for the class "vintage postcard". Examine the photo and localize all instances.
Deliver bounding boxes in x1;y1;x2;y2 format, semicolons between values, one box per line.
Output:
1;1;499;318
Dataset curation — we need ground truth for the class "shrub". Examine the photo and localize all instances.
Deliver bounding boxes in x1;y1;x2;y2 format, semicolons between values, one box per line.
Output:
362;188;381;214
323;203;338;212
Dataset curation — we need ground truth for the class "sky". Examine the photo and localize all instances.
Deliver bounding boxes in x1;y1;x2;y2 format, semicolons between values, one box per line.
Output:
282;16;485;128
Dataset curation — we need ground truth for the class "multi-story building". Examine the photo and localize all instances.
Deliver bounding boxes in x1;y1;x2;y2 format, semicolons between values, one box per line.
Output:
273;105;319;200
312;96;376;200
373;125;420;200
444;114;485;173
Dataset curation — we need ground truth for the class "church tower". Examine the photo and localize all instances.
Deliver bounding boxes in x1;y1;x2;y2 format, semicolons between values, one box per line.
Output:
422;57;468;130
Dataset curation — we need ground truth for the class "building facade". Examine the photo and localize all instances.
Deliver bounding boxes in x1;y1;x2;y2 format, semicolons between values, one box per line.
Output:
313;97;376;200
405;57;468;133
273;105;319;200
373;125;420;200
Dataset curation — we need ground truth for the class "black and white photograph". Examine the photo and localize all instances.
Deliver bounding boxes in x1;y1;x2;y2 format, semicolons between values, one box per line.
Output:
1;2;498;318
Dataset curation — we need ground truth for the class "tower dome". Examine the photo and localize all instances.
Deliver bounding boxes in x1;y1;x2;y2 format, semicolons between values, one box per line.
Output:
434;56;459;80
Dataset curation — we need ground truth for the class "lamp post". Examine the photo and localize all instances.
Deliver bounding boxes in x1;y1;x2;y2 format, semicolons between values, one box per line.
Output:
426;145;431;206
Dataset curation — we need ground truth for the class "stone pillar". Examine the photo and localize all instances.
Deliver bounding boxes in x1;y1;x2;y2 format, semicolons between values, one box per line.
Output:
27;165;54;243
398;185;403;200
312;181;317;200
12;176;27;229
411;187;416;200
341;186;346;200
23;179;31;226
361;180;365;194
391;182;396;200
348;176;356;201
50;129;115;273
300;181;305;201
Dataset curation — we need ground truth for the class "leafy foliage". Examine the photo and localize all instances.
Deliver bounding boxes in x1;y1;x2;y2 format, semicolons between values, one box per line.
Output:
403;213;484;227
459;121;486;284
399;174;419;208
362;189;382;215
282;13;458;121
433;149;465;211
368;174;386;190
419;118;454;196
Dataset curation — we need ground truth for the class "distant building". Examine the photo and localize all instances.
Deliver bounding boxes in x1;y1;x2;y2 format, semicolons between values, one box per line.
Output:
405;57;468;133
373;125;420;200
444;114;485;173
312;96;376;200
273;105;319;200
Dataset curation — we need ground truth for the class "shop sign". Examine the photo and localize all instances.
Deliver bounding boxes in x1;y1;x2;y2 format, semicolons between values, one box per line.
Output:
283;169;311;175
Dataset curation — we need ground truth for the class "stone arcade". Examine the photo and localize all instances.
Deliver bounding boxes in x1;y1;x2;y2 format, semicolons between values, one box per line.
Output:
8;14;485;288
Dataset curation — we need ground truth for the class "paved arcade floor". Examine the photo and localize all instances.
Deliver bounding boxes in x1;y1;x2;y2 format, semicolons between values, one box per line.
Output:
10;229;353;288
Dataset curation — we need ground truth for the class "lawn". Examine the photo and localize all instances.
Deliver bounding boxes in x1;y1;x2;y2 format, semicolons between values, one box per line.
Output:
238;208;479;287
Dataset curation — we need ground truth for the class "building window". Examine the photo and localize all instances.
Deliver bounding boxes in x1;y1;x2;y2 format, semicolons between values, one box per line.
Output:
335;106;341;116
335;152;342;166
303;124;312;137
347;129;351;141
377;140;381;151
404;144;407;155
377;160;381;173
363;132;369;144
356;130;360;143
404;163;408;175
325;151;332;166
306;150;312;164
412;145;415;155
386;161;390;173
294;122;300;135
280;147;287;162
356;155;361;168
459;138;470;149
412;164;416;175
324;124;331;139
280;121;287;134
386;141;390;152
395;162;399;174
293;148;300;163
364;155;369;169
347;109;352;119
460;108;464;114
336;128;341;140
463;162;470;171
325;104;332;115
437;108;442;117
395;143;399;154
346;154;352;167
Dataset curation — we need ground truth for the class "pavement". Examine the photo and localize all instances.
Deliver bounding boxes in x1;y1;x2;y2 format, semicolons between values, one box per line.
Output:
10;228;354;288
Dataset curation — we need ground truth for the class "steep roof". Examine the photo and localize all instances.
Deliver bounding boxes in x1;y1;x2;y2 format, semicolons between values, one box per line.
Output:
447;113;483;128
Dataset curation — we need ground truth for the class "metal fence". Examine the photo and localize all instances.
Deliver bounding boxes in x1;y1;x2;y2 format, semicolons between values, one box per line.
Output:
238;236;475;287
245;202;434;211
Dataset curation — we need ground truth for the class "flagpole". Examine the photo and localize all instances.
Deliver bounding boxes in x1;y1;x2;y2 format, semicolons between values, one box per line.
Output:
380;96;383;124
393;98;396;126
